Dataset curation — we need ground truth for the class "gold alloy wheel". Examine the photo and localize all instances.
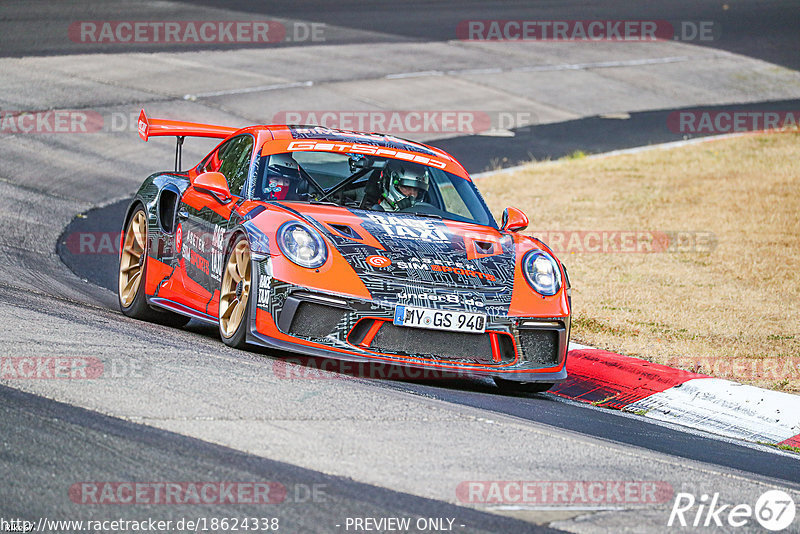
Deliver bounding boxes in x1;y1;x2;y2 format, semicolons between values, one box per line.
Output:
219;240;251;338
118;210;147;307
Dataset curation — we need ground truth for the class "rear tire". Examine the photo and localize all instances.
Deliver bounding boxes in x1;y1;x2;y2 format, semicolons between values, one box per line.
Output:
494;378;554;395
118;206;190;328
219;235;252;349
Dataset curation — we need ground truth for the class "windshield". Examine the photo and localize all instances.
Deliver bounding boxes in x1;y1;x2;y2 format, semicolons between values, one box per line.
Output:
251;151;497;228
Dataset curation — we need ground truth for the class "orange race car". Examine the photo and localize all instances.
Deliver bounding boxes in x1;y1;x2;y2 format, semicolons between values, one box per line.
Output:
119;110;571;391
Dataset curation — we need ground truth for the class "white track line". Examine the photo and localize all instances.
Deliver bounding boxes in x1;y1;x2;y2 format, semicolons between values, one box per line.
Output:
184;80;314;100
184;56;690;99
386;56;690;79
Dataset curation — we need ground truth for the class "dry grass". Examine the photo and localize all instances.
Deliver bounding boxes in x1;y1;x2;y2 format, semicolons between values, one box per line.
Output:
480;132;800;392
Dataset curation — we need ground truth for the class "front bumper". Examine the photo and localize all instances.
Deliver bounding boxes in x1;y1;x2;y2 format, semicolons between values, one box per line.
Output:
247;261;570;382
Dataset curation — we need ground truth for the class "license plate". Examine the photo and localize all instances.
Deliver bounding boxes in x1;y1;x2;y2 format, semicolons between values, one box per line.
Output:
393;306;486;334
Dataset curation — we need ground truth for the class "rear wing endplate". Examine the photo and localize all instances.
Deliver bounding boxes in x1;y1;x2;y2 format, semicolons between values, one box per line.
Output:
138;109;239;171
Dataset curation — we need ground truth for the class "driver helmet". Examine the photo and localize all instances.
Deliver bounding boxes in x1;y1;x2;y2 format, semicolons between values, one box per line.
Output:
379;161;430;211
264;153;300;200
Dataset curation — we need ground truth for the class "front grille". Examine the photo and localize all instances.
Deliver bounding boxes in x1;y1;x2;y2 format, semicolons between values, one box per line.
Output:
370;323;493;362
287;302;345;339
517;329;559;367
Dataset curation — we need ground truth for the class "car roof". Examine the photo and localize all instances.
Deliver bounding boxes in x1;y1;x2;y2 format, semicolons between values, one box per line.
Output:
238;124;470;179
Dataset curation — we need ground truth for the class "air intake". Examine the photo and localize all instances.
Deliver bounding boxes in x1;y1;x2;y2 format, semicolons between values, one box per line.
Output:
287;302;345;339
517;329;559;367
370;324;494;363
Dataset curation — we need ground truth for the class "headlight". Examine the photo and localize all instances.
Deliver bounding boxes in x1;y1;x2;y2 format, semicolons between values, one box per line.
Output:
522;250;562;296
277;222;327;268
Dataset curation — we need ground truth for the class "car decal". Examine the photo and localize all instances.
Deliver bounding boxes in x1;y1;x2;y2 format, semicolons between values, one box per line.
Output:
276;203;515;315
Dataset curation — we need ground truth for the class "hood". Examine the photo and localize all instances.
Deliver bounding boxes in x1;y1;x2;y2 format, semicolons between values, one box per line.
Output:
275;203;518;314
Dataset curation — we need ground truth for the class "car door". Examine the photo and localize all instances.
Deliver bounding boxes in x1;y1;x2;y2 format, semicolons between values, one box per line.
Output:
174;134;255;313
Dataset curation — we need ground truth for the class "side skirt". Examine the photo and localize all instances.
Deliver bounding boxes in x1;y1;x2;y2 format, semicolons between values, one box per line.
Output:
149;297;218;325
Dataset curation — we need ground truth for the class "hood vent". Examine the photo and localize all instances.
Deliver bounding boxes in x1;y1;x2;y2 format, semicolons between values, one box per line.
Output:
474;240;494;252
329;223;362;240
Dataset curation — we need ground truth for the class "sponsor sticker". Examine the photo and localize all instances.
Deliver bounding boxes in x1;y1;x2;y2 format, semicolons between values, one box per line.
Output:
285;140;448;170
366;255;392;268
364;212;448;242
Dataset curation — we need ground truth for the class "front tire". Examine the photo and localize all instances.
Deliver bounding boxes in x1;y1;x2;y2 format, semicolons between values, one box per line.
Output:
118;206;189;327
219;235;252;349
494;378;554;395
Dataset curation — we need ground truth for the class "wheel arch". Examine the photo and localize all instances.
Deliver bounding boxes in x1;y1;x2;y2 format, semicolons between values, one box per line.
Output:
120;198;148;259
225;227;250;258
122;198;147;231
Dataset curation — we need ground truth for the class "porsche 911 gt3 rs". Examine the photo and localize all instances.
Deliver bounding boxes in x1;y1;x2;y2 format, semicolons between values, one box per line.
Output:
119;110;571;392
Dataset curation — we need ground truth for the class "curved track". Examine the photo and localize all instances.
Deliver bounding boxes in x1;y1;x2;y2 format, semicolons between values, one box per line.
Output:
2;2;800;532
60;199;800;487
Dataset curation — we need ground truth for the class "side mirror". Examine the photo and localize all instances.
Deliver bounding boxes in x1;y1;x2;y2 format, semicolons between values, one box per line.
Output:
192;172;232;203
501;207;528;233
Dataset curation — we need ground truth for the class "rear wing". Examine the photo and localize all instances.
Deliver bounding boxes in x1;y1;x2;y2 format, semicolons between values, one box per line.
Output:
137;109;238;141
137;109;240;171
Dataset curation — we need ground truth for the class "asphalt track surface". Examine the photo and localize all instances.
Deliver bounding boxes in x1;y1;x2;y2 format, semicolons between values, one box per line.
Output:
61;201;800;487
3;1;800;533
0;384;556;534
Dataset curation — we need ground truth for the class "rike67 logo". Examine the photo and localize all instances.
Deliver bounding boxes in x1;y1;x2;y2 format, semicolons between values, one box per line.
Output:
668;490;796;531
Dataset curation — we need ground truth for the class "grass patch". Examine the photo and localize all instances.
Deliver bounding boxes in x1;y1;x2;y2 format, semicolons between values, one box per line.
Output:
757;441;800;454
480;133;800;392
590;394;618;406
564;150;587;160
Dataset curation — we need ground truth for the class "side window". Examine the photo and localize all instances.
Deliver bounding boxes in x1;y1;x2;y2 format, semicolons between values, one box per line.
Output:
217;136;254;197
199;136;254;196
